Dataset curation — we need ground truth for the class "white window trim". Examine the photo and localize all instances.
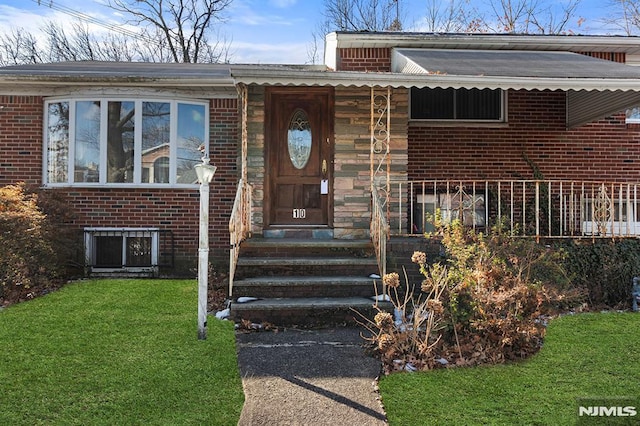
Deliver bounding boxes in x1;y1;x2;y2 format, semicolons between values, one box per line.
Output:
84;227;160;273
626;106;640;124
43;97;209;188
581;197;640;236
415;192;486;229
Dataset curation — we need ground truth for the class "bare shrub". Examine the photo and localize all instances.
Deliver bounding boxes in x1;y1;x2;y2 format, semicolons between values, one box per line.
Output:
361;218;584;374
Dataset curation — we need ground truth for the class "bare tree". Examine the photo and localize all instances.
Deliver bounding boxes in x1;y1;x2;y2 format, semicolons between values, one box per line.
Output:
322;0;401;32
422;0;469;32
529;0;582;34
0;29;42;65
469;0;583;34
106;0;232;63
603;0;640;35
308;0;402;64
0;0;233;65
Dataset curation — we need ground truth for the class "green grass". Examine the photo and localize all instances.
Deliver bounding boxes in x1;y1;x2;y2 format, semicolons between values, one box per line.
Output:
380;312;640;426
0;279;244;425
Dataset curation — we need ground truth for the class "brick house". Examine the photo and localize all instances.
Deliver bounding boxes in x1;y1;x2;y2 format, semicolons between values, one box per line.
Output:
3;32;640;320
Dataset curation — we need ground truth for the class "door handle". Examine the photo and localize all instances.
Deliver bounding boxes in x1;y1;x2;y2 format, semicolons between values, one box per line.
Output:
322;159;327;177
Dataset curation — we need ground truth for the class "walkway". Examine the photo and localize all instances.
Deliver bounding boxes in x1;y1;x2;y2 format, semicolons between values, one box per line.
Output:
236;327;387;425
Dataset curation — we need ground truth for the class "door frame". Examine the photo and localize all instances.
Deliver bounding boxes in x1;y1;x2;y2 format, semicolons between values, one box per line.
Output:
264;87;334;228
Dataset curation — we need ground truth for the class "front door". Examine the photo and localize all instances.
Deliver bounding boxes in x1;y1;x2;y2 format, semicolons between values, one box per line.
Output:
265;88;333;227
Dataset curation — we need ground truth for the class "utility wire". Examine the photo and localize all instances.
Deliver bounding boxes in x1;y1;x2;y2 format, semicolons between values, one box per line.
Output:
31;0;160;46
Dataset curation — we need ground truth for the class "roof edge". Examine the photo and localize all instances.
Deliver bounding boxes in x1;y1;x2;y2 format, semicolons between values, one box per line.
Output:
326;31;640;55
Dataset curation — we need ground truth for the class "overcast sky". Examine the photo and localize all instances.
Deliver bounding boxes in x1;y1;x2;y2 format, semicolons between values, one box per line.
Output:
0;0;621;65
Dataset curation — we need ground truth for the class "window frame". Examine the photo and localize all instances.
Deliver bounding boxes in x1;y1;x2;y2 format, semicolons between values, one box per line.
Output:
581;197;640;236
43;97;209;188
84;227;159;274
409;87;506;123
412;191;486;234
626;106;640;124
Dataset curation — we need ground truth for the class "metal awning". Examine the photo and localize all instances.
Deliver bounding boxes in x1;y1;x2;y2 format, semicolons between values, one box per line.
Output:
392;48;640;78
392;48;640;127
3;51;640;127
231;49;640;127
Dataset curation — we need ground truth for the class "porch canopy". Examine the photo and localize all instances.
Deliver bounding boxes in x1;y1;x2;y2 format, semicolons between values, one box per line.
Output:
231;48;640;128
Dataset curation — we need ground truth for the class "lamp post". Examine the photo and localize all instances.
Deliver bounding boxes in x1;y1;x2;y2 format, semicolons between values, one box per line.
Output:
195;156;216;340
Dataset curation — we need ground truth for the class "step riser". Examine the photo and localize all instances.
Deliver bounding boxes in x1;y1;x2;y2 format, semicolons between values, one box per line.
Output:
239;247;374;258
235;265;377;279
230;237;382;326
231;305;385;327
233;283;383;299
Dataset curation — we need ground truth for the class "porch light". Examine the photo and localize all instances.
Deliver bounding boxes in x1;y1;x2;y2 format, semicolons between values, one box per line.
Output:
195;156;216;340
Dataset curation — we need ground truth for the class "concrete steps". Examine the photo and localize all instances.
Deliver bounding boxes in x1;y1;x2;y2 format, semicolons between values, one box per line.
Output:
229;236;389;326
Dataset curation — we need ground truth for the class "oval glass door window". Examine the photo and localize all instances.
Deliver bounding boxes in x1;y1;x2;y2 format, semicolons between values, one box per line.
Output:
287;109;312;169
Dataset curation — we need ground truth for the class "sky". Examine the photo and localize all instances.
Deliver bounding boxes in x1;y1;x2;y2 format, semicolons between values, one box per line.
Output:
0;0;620;65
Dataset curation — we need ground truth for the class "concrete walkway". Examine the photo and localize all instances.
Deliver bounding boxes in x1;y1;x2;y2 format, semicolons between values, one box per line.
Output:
236;327;387;425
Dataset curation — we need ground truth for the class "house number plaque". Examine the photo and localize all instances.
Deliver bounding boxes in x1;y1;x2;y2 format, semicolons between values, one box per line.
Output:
293;208;306;219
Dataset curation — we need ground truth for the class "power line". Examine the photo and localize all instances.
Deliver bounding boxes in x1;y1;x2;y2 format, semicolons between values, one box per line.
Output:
31;0;160;46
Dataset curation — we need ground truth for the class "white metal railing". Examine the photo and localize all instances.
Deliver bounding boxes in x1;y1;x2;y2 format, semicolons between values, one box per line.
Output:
228;179;252;297
371;189;389;279
388;179;640;239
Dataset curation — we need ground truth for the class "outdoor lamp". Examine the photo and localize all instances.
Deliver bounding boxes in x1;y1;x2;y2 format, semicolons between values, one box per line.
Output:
195;156;216;184
196;156;216;340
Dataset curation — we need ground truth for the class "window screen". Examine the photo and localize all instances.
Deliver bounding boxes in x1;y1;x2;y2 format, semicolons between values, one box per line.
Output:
411;87;503;121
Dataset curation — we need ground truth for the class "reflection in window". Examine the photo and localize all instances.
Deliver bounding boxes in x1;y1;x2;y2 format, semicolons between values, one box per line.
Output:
46;102;69;183
154;157;170;183
107;101;135;183
44;98;208;186
75;101;101;183
626;106;640;123
126;236;152;266
287;109;312;169
142;102;170;183
177;103;205;183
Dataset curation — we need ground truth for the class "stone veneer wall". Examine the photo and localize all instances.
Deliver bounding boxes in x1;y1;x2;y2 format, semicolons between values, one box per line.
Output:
244;85;409;239
333;87;408;238
245;86;266;234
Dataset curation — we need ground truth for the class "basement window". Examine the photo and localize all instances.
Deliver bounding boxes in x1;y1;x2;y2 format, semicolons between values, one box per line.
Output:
410;87;505;122
412;191;486;233
582;198;640;236
84;228;159;274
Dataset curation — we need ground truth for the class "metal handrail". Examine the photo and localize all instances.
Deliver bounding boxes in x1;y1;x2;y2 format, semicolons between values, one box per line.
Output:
228;179;252;298
371;189;389;279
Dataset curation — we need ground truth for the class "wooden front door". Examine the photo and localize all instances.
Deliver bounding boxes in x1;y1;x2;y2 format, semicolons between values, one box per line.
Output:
265;88;333;227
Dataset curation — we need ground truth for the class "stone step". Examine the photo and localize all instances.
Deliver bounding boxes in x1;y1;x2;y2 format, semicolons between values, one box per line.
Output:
239;238;374;258
235;256;379;278
230;236;383;326
230;297;392;326
232;275;382;298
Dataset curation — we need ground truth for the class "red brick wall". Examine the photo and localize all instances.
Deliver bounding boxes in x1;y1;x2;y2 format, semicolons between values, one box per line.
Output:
0;95;44;185
408;90;640;182
336;47;391;72
0;96;238;269
581;51;626;63
208;98;239;259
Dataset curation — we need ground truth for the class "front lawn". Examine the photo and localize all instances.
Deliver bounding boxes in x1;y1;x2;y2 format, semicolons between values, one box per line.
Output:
0;279;244;425
379;312;640;425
